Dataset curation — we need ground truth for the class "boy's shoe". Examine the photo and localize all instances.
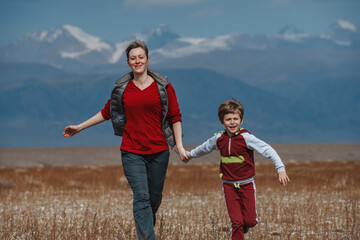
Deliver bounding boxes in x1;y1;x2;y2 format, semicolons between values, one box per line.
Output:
243;226;249;234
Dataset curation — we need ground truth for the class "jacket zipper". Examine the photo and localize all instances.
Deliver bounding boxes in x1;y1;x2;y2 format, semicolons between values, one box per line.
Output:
228;138;231;155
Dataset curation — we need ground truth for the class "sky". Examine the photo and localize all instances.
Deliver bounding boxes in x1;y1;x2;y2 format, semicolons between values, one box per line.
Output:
0;0;359;46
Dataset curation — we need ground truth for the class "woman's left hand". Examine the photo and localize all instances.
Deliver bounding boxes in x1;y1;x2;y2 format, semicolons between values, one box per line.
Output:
177;146;189;162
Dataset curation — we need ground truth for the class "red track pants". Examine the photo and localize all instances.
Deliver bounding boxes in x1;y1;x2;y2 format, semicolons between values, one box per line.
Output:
222;181;258;240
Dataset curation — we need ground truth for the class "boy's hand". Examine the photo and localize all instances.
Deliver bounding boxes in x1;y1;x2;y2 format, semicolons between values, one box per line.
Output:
182;150;191;163
278;171;290;186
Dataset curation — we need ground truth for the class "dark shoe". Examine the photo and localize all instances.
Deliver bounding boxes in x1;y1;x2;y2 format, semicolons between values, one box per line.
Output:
243;226;249;234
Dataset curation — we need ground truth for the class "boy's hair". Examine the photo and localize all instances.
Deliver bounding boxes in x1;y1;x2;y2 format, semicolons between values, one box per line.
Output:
125;39;149;61
218;98;245;123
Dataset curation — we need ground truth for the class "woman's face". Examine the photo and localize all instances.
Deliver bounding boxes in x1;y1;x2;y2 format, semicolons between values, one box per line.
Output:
127;47;149;74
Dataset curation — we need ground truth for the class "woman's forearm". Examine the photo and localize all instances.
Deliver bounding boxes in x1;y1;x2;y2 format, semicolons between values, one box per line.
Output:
172;121;188;161
172;121;183;149
78;111;106;131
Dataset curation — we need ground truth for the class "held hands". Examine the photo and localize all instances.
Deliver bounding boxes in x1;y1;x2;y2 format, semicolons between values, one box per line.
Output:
176;146;190;163
63;125;81;138
183;151;191;163
278;171;290;186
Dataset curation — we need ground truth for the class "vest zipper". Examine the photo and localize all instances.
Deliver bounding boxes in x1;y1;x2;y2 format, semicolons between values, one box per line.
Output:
228;138;231;155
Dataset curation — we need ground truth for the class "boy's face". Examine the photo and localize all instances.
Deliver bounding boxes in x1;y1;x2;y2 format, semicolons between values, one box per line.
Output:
222;112;243;137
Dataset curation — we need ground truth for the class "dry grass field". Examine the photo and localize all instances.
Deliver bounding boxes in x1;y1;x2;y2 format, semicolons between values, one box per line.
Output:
0;145;359;239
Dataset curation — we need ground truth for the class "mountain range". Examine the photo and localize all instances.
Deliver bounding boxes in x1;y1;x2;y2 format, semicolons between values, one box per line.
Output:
0;20;359;147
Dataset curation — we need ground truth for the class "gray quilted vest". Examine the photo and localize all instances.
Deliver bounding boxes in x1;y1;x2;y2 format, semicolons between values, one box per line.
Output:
110;69;175;148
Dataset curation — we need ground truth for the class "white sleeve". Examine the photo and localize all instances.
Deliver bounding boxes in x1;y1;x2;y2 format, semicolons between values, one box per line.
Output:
242;132;285;173
188;133;220;158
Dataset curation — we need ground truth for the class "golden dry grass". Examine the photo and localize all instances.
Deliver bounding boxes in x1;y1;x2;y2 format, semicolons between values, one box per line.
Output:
0;161;359;239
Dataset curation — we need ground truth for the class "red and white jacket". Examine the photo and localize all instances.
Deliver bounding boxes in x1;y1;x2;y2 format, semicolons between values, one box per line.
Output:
188;128;285;182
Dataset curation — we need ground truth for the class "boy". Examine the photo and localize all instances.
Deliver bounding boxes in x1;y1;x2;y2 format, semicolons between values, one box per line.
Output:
185;99;290;240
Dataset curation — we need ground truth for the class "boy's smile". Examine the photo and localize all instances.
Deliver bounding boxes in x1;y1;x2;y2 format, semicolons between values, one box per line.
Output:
222;113;243;137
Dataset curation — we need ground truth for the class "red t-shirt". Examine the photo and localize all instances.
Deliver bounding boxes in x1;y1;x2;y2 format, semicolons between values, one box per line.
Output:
101;80;181;154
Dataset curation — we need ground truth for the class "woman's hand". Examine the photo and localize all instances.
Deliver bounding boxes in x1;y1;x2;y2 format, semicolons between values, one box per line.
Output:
63;125;81;138
177;146;189;163
172;121;189;163
62;112;106;138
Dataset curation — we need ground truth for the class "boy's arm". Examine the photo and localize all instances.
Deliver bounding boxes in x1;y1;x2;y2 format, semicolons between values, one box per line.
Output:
187;133;220;159
243;132;290;186
242;132;285;172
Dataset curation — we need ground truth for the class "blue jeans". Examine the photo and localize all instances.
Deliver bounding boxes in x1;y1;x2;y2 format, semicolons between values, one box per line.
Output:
121;150;170;240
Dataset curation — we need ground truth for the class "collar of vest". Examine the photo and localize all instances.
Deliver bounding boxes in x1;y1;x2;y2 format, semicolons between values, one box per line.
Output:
115;68;168;87
233;128;246;136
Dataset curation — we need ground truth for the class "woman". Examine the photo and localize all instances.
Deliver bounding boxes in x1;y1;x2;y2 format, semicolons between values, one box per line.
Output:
63;40;188;240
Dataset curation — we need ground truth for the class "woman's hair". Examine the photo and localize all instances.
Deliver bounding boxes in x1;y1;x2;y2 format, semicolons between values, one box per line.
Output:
125;40;149;61
218;98;245;123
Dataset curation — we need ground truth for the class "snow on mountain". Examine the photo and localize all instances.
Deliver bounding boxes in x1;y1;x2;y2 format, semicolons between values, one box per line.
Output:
278;25;305;35
274;25;309;42
337;19;356;32
59;25;112;60
134;24;180;50
151;34;237;60
321;19;358;46
110;40;132;64
29;29;64;42
63;25;111;51
26;24;112;52
0;20;358;69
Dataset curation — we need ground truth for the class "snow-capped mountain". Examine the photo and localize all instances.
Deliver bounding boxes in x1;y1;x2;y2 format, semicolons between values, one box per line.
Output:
0;20;358;70
278;25;305;35
322;19;359;46
272;25;310;42
150;34;240;61
1;21;359;147
29;24;112;53
0;25;120;67
0;24;182;68
135;24;180;49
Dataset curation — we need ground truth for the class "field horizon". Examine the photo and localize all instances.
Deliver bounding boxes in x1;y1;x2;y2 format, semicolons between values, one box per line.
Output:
0;144;359;239
1;143;359;168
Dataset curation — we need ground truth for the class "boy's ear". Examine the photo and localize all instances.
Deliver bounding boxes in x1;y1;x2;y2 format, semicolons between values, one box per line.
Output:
241;117;244;124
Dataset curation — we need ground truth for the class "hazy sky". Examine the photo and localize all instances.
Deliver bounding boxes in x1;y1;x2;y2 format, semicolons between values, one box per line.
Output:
0;0;359;46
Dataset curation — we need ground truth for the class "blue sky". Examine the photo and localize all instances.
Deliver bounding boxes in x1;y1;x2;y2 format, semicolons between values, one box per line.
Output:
0;0;359;46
